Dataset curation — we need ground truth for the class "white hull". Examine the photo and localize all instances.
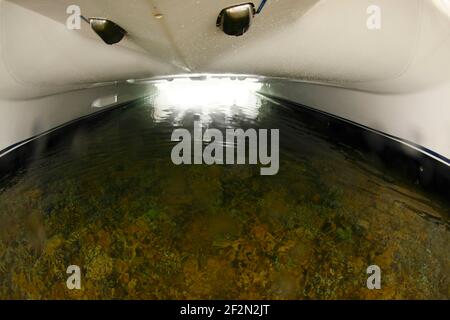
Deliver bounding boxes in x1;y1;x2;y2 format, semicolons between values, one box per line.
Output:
0;0;449;164
259;80;450;165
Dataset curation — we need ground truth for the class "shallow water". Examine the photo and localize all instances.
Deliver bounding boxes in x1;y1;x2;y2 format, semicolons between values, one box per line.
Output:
0;81;449;299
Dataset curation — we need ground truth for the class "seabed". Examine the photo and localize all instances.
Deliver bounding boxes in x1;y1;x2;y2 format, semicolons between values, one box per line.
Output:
0;85;448;300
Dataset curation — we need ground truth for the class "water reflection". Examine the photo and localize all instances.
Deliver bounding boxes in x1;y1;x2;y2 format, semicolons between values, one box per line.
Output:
151;78;262;125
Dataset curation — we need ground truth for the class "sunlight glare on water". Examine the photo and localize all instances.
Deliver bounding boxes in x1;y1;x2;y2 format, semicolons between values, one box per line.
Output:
153;78;262;124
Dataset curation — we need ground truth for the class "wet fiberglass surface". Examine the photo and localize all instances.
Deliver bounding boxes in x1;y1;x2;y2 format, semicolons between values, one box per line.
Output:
0;80;448;299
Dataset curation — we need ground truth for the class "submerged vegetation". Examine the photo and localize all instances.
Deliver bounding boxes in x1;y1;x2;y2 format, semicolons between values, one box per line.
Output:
0;93;448;299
